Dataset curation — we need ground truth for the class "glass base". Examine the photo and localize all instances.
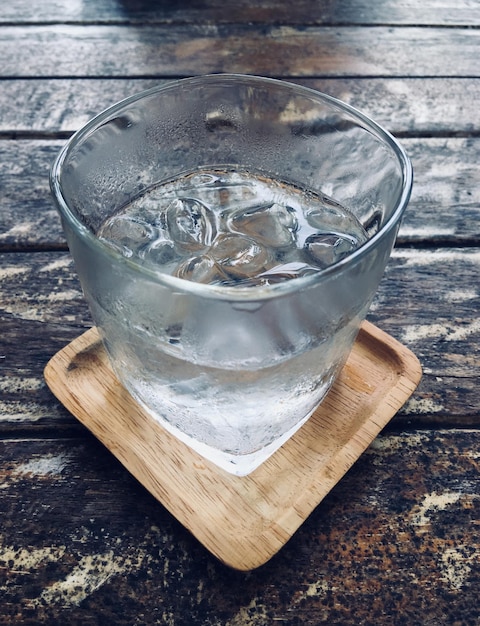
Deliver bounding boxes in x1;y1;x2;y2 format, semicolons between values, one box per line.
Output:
140;401;318;476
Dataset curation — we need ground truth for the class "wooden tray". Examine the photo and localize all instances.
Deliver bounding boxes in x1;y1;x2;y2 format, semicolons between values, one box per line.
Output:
44;321;421;571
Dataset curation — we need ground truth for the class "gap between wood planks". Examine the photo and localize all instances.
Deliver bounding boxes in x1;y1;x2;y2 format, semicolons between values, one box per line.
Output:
1;130;480;141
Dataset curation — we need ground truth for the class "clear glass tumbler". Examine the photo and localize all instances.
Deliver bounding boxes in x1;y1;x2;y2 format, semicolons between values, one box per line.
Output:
50;74;412;476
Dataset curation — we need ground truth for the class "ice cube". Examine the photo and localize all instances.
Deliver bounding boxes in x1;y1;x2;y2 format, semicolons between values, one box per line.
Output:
209;234;270;278
166;198;216;251
257;261;319;283
97;215;157;257
174;255;225;284
139;238;180;268
306;204;367;244
304;233;360;268
229;202;297;248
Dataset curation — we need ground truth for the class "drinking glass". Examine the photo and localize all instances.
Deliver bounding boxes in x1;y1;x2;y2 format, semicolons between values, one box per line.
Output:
50;74;412;475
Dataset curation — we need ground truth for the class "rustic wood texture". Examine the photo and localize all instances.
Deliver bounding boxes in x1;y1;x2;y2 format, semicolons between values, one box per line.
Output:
0;431;478;624
0;0;479;622
1;0;480;26
1;25;479;78
2;78;479;135
44;322;421;570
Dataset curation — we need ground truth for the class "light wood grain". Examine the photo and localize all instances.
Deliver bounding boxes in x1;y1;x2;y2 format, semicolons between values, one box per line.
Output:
44;321;421;570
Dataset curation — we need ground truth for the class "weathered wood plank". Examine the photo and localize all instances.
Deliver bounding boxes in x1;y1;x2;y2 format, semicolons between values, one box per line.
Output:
0;141;66;249
1;77;479;135
1;0;479;26
0;430;478;623
0;253;90;430
369;248;480;425
395;138;480;245
0;250;478;430
1;138;478;250
0;25;478;78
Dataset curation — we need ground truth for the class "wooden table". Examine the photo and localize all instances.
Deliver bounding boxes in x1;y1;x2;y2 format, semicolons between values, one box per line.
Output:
1;2;479;624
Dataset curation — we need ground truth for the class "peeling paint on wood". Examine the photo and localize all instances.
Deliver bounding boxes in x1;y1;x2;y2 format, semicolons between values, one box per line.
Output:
411;491;466;527
11;451;72;479
32;552;133;608
392;248;480;265
403;397;445;414
402;319;480;343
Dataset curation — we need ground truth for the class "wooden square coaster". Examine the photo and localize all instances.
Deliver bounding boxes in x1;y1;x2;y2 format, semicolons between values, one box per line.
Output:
44;321;421;570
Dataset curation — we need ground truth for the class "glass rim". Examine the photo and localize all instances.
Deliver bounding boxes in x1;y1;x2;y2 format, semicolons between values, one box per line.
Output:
50;73;413;301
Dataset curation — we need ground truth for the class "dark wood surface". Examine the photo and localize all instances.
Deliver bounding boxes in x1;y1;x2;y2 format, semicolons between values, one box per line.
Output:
0;2;479;624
